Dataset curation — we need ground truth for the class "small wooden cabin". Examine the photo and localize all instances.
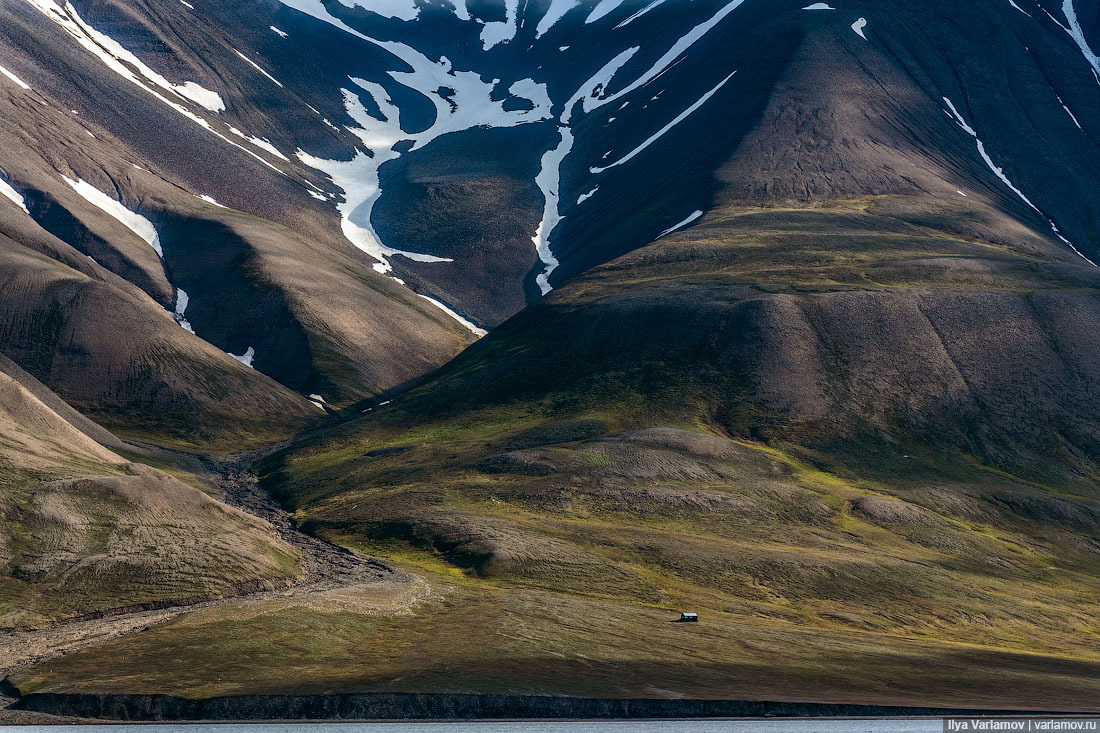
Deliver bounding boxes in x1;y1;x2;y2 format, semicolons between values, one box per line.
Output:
679;612;699;622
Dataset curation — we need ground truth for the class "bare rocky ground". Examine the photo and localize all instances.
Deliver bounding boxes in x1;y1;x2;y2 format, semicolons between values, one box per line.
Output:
0;440;418;724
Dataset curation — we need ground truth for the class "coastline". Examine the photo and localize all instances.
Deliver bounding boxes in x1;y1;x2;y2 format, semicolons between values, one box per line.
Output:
4;691;1075;723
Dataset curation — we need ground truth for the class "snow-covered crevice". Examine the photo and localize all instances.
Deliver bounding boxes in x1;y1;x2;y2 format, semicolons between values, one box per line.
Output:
0;65;31;90
1009;0;1032;17
228;127;290;161
62;176;163;256
418;295;488;337
234;50;285;88
1060;0;1100;84
614;0;666;28
173;288;195;333
531;126;573;294
62;175;223;328
943;97;1097;266
0;176;30;214
657;210;703;237
1056;94;1084;129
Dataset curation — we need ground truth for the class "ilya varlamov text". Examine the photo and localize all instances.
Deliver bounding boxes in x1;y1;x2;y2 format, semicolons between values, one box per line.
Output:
945;721;1099;732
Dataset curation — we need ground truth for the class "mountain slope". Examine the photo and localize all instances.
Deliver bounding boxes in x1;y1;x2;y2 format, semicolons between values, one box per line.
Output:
0;359;301;629
8;0;1100;716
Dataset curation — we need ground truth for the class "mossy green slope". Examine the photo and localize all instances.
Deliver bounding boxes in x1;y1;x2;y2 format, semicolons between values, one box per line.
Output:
24;197;1100;708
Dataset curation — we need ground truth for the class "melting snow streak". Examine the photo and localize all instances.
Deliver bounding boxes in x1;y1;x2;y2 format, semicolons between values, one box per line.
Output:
419;296;487;337
943;96;1096;266
590;72;736;173
1061;0;1100;84
63;176;163;257
0;177;29;214
658;210;703;237
0;65;31;90
174;289;195;333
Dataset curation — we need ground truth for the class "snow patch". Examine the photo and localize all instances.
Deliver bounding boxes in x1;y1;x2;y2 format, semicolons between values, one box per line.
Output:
536;0;578;38
802;3;834;9
418;295;487;337
20;0;298;175
0;65;31;90
234;50;284;88
228;346;255;367
0;176;29;214
658;210;703;237
577;186;598;205
590;72;736;174
851;17;867;39
63;176;163;257
198;194;226;207
293;52;549;275
481;0;519;49
586;0;626;23
1009;0;1032;17
173;288;195;333
943;96;1096;266
270;26;289;38
336;0;420;21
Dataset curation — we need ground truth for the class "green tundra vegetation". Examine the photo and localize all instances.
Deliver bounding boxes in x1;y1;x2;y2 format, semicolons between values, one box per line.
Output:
14;198;1100;709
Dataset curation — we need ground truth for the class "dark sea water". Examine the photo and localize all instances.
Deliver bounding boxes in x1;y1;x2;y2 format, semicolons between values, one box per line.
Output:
0;721;944;732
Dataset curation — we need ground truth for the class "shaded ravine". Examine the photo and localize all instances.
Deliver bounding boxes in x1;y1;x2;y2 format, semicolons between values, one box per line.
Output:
0;439;421;721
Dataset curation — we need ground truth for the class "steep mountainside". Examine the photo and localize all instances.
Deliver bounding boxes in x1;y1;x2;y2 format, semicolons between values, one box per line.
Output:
0;355;301;629
6;0;1100;717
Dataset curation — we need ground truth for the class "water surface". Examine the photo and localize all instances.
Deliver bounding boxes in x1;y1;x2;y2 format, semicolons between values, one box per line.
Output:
1;720;945;732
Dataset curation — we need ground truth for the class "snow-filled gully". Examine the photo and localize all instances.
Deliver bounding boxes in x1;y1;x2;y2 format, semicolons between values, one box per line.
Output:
528;0;747;293
20;0;291;173
61;175;268;364
943;97;1096;267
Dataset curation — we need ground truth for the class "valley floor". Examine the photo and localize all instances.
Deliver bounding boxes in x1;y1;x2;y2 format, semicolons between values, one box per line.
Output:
5;429;1100;720
0;440;424;723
